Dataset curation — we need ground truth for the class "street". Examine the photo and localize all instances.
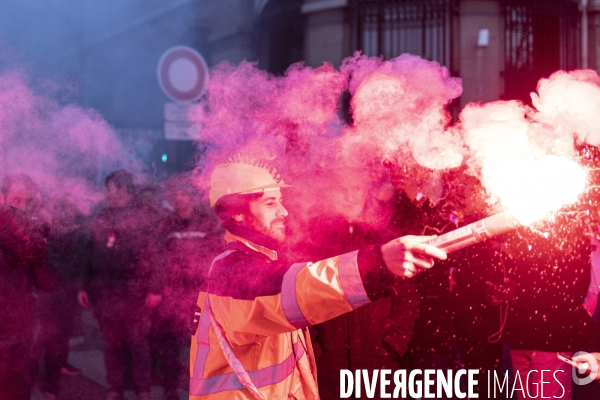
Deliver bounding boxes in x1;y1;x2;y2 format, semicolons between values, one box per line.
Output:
31;310;188;400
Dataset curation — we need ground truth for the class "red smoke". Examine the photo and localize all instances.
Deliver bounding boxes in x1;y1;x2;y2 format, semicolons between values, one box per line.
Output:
192;54;467;231
192;55;600;231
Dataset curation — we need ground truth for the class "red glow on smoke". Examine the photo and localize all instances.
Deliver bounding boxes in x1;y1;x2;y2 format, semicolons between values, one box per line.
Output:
343;53;464;171
193;56;600;231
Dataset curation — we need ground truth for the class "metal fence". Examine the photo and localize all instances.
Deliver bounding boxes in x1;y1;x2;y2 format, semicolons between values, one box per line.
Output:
349;0;458;69
503;0;580;101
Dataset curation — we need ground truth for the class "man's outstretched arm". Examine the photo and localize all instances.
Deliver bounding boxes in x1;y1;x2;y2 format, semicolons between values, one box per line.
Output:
205;235;446;346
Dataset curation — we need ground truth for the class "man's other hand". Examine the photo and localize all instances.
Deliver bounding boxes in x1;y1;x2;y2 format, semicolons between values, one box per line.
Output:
145;293;162;308
381;235;447;278
77;290;89;309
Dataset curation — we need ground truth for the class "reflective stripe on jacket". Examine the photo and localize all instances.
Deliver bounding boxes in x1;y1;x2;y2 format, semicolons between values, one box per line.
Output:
189;230;392;399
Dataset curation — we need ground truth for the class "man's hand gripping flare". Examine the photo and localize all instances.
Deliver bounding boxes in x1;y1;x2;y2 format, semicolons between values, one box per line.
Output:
381;235;447;278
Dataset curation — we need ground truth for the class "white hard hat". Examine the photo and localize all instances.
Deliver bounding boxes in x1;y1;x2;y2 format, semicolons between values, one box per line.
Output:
209;160;290;207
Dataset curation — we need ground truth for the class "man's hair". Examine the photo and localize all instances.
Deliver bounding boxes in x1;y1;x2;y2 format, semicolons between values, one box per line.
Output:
2;173;40;197
105;169;135;194
214;192;263;231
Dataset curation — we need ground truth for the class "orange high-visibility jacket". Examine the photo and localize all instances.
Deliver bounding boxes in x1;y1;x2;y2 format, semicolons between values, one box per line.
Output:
189;231;393;399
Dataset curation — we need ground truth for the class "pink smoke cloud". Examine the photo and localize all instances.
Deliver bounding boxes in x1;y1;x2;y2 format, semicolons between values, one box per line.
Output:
192;54;600;232
0;70;139;218
192;54;464;229
341;53;464;171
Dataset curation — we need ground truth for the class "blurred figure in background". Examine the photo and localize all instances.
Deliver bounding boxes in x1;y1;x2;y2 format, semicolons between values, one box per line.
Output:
4;174;87;400
136;185;166;223
35;199;87;400
441;174;507;399
0;177;56;400
151;174;222;400
2;173;50;237
392;169;460;398
2;173;45;216
78;170;162;400
485;214;598;400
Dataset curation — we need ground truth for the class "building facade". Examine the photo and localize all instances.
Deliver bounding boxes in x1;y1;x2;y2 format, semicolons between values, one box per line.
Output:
200;0;600;108
2;0;596;172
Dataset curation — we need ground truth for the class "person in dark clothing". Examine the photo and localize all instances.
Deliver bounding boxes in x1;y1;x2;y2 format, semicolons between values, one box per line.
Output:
0;201;55;400
78;170;162;400
2;173;44;215
385;170;464;399
1;174;58;400
441;176;507;400
150;176;223;400
3;175;84;400
451;238;506;399
35;201;87;400
485;214;599;400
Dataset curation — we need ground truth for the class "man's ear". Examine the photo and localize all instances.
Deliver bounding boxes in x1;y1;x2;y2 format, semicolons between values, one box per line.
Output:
232;214;244;223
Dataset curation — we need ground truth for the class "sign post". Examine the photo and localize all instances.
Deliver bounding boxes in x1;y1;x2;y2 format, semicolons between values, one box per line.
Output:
157;46;208;140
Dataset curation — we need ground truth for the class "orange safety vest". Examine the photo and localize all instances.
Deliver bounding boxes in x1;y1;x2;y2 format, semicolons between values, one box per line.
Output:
189;231;385;399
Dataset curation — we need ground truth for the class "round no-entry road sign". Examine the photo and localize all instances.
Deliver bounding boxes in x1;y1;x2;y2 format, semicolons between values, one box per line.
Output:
157;46;208;103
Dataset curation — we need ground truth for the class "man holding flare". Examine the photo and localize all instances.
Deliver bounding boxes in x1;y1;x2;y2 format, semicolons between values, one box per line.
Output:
189;142;594;399
189;158;446;400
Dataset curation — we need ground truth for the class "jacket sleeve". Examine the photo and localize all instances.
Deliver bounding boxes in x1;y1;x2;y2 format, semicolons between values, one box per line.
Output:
207;245;396;346
0;206;56;291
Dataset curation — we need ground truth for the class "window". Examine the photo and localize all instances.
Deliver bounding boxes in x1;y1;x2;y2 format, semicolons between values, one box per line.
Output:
350;0;458;69
503;0;579;101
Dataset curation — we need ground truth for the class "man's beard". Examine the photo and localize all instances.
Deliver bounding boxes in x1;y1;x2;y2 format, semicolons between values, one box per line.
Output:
248;215;286;243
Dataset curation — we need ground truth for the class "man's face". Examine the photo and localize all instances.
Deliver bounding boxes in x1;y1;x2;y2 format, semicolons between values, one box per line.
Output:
243;189;288;243
106;181;131;208
171;189;192;212
5;185;35;212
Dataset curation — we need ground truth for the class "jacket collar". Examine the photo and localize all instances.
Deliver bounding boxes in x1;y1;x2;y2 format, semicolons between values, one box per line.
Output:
224;230;278;261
